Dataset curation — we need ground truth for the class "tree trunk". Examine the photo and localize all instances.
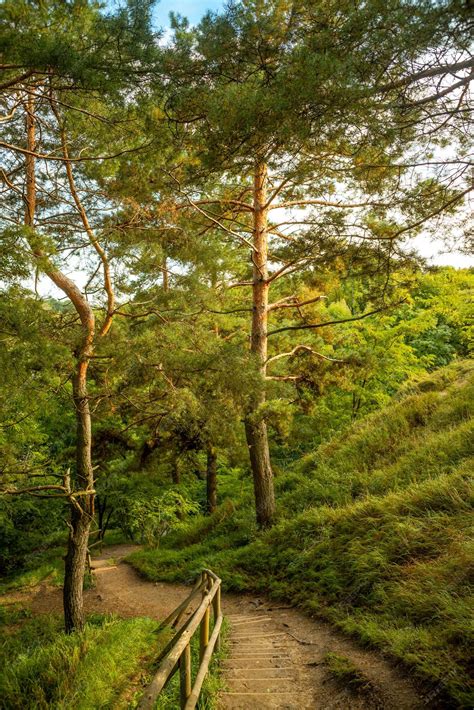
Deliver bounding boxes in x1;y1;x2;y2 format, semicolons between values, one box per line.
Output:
171;452;180;484
63;346;95;633
244;161;276;528
97;495;112;542
60;384;93;633
206;445;217;514
63;507;91;632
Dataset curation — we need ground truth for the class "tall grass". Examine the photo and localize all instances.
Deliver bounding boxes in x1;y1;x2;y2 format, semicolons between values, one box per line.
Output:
0;611;169;709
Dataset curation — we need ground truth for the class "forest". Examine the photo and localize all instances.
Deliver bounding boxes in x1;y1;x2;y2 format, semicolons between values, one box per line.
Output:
0;1;472;708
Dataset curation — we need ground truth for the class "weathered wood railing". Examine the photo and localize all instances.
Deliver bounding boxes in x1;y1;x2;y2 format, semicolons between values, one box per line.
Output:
138;569;222;710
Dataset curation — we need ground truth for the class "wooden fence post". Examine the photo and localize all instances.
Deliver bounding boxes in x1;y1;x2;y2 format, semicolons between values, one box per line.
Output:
138;569;222;710
200;606;210;663
180;644;191;709
212;584;221;652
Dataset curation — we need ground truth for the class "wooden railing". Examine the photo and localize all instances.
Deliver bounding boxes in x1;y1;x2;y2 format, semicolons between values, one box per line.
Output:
138;569;223;710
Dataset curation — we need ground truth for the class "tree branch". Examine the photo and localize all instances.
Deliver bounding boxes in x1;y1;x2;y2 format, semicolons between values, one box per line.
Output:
268;295;327;311
407;72;474;107
269;199;384;211
265;345;345;365
0;69;34;91
379;57;474;92
166;172;257;251
0;139;152;163
268;302;405;336
265;374;302;381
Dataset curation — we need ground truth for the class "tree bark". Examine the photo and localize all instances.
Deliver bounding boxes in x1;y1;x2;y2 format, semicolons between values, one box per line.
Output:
171;452;180;484
62;348;95;633
63;506;91;632
206;445;217;514
244;161;276;528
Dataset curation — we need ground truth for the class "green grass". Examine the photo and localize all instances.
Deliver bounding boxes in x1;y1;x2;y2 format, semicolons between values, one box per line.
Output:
0;526;129;595
324;652;378;696
0;611;171;710
128;360;474;708
0;545;65;593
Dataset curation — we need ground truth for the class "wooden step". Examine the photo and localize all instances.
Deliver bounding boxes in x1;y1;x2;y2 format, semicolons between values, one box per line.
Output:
222;657;291;669
226;667;295;678
219;691;312;710
226;678;297;693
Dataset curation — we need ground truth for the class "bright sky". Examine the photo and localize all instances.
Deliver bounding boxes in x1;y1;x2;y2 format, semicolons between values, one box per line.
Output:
152;0;223;26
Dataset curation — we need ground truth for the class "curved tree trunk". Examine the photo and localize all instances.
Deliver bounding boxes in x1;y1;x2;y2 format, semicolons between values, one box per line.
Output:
245;161;276;528
25;92;106;632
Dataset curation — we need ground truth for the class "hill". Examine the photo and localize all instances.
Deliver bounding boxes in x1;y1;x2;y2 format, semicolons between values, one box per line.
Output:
129;360;474;707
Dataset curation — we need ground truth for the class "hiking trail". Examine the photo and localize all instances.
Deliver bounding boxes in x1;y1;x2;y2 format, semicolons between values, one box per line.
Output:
28;545;426;709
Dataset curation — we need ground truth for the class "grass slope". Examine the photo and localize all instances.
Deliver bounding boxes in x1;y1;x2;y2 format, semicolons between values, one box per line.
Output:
0;608;171;709
129;360;474;707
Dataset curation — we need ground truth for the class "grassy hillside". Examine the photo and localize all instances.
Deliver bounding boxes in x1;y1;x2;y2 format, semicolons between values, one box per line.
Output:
0;610;170;709
129;360;474;707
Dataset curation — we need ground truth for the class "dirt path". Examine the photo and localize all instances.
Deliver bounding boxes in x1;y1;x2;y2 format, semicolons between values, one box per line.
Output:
219;605;423;710
27;545;425;709
29;544;192;622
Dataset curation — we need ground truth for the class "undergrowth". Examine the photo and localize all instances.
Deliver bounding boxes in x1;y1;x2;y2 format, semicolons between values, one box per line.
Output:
0;528;129;595
0;543;65;593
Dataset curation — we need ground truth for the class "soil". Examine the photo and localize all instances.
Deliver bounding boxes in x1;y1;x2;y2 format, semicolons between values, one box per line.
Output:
7;545;428;709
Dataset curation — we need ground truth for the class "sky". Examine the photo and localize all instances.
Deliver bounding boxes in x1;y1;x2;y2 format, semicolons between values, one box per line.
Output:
151;0;223;27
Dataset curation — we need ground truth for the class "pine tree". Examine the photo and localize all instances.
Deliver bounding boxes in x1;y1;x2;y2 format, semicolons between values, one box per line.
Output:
0;0;160;631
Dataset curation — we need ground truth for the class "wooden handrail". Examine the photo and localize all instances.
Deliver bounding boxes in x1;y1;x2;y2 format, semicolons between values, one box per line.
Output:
138;570;223;710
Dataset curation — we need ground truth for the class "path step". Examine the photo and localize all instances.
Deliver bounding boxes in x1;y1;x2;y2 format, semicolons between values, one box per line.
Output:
226;679;297;693
220;611;312;708
223;658;292;669
232;632;287;640
230;616;272;626
226;668;295;678
219;692;311;710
